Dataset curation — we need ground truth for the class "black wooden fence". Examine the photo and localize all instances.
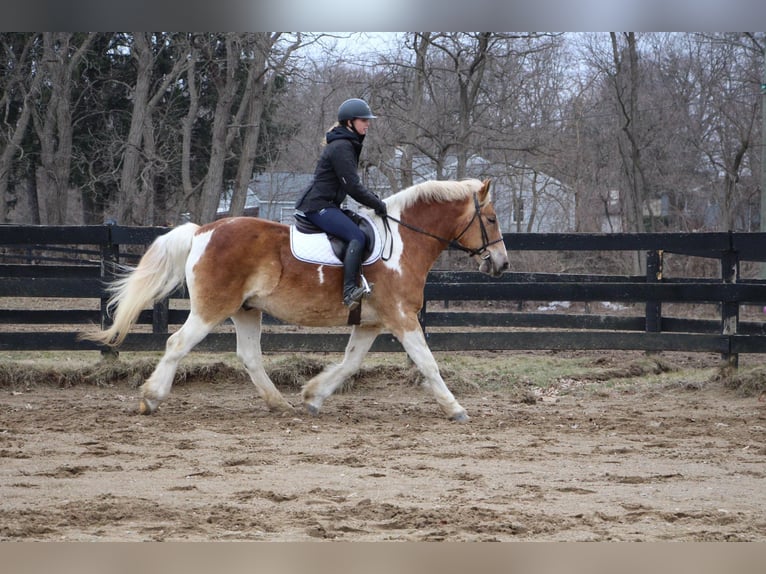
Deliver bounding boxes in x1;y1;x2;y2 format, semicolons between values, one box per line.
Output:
2;224;766;366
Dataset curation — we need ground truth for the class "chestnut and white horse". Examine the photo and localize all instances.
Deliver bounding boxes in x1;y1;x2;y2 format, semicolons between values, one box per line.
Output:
82;178;509;421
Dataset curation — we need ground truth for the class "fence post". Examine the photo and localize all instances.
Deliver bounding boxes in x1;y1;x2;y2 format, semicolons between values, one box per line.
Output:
418;304;428;336
100;223;119;360
153;298;170;334
721;238;739;368
645;249;663;336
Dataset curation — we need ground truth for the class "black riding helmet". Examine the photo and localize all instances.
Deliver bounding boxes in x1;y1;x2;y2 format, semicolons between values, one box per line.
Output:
337;98;377;122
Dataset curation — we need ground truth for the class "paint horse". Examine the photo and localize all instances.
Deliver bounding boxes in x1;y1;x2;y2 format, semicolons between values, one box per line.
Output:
82;178;509;421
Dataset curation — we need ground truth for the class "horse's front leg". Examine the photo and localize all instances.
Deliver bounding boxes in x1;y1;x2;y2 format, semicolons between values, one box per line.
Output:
396;325;468;422
302;324;380;415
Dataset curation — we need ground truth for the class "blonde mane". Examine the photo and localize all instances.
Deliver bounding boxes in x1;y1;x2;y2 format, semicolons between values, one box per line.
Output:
386;179;487;211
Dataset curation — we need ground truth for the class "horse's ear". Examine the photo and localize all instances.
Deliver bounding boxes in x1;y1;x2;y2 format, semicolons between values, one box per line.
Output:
480;179;492;201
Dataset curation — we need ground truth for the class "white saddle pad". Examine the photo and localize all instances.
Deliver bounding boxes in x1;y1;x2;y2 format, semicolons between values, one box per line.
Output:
289;212;384;266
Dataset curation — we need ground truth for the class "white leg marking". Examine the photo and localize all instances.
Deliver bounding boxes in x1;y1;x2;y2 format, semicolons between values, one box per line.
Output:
399;329;467;420
141;312;214;411
302;325;380;413
232;309;293;412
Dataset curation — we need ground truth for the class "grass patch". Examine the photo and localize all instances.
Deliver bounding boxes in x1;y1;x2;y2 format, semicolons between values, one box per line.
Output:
267;355;326;390
0;352;248;391
434;352;679;389
0;350;743;398
710;364;766;397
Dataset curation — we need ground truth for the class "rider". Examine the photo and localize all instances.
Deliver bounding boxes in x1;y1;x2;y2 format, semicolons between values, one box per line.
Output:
294;98;388;309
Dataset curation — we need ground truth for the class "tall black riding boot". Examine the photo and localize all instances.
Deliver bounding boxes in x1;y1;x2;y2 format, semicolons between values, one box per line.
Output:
342;239;366;308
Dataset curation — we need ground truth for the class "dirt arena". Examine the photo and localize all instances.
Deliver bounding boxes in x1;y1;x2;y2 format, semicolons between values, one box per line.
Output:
1;350;765;542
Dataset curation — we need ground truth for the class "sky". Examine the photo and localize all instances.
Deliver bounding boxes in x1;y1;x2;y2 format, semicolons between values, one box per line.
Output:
321;33;400;55
305;33;402;63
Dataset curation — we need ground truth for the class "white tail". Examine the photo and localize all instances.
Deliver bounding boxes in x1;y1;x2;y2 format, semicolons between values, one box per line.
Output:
81;222;199;347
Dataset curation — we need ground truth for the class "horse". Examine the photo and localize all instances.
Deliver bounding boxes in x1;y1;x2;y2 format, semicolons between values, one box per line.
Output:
81;178;509;421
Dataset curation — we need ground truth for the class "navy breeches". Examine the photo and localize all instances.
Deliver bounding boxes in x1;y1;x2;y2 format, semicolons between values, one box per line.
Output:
303;207;367;246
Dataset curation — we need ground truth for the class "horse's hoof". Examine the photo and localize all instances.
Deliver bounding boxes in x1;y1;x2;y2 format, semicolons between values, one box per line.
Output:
304;403;320;417
139;398;156;415
450;411;470;423
270;401;295;413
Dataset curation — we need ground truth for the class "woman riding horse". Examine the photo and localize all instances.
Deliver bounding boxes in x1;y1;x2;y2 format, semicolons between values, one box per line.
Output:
81;178;509;421
294;98;388;309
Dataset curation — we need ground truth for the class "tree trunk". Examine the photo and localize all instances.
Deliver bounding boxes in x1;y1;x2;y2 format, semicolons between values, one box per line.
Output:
455;32;490;179
610;32;647;274
723;139;749;230
0;35;41;222
118;33;152;226
199;34;241;223
34;33;94;224
229;40;268;217
180;44;200;214
400;32;431;190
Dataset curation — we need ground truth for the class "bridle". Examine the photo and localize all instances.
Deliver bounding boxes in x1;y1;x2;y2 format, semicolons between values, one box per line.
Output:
381;193;504;261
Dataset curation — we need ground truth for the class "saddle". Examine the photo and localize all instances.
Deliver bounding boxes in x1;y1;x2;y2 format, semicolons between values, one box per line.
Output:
291;209;382;266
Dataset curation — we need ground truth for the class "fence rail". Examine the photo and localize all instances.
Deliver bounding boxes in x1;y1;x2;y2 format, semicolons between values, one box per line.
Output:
2;224;766;366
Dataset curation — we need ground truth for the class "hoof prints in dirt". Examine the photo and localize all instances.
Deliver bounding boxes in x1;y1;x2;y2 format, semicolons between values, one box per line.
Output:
1;361;765;541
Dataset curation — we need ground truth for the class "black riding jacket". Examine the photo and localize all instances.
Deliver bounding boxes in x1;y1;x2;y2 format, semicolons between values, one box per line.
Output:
295;126;386;214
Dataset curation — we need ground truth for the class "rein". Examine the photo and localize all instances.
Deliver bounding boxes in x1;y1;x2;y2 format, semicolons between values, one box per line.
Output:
381;193;503;261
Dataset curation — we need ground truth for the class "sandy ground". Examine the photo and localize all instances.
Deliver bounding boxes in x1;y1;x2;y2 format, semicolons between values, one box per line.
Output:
1;351;765;542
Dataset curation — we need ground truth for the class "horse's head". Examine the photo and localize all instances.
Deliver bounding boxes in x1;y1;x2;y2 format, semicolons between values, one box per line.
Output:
454;179;509;277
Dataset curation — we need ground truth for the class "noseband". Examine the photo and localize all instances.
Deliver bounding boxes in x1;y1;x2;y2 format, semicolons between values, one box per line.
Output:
382;193;504;260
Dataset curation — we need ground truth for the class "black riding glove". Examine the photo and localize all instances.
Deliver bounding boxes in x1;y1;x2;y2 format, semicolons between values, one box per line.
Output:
374;201;387;217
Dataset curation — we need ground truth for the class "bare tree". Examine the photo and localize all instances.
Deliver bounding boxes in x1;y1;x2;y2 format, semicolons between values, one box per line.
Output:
228;33;303;217
2;30;762;241
609;32;652;235
118;33;190;226
192;34;243;222
0;33;42;223
179;34;202;216
399;32;494;179
692;33;762;231
32;32;95;224
371;32;432;190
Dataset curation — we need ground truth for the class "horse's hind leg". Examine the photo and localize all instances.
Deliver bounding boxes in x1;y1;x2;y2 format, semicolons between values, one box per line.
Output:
231;308;293;413
140;311;214;414
302;325;380;415
397;327;468;422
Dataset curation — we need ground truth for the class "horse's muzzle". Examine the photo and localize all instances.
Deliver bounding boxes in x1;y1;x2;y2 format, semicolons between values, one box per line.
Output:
479;251;509;277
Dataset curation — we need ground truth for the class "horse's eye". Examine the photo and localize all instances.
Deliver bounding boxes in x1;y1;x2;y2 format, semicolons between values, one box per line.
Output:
487;217;496;224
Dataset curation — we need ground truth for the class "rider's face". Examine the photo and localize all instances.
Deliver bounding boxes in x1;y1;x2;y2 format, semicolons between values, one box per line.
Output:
352;118;371;135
